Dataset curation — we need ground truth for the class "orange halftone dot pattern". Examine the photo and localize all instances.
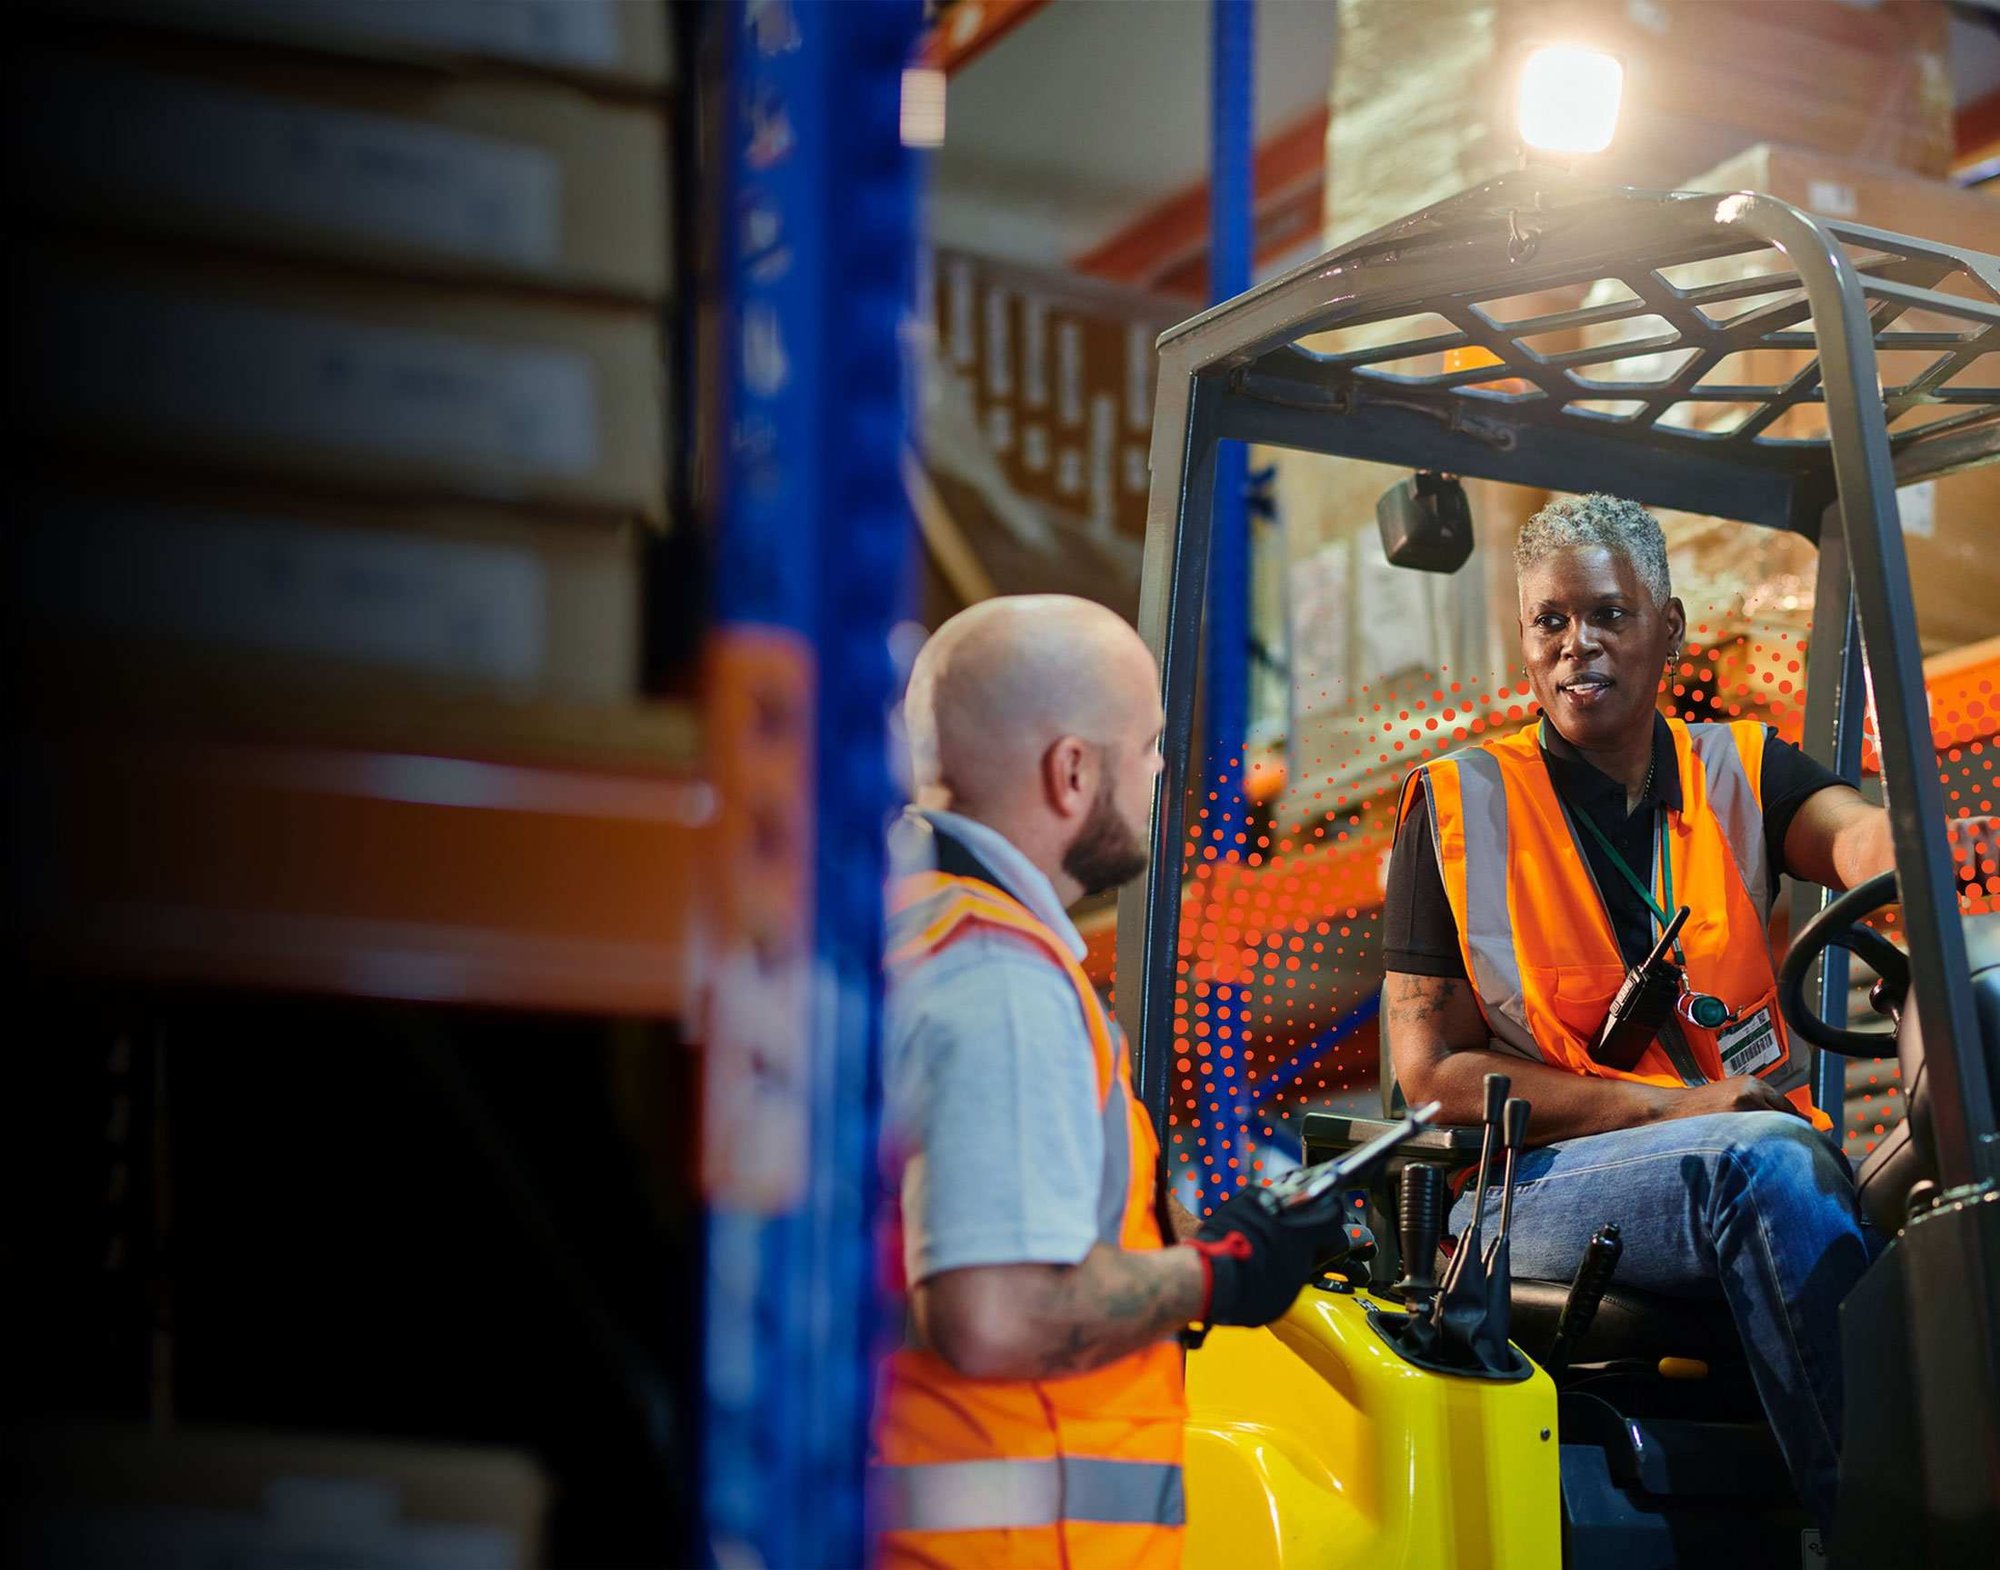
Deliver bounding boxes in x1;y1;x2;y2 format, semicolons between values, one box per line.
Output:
1150;610;1997;1205
1164;668;1551;1211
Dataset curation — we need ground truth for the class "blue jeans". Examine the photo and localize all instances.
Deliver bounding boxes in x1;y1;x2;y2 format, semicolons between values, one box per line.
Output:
1448;1110;1877;1532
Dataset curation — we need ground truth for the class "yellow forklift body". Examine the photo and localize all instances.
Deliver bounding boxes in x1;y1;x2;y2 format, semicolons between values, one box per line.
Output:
1184;1287;1562;1570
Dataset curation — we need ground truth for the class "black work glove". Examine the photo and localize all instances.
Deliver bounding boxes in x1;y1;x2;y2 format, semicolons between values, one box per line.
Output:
1188;1183;1352;1330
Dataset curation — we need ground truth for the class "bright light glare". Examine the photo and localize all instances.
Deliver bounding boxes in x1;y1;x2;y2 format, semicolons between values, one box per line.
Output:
1516;46;1623;155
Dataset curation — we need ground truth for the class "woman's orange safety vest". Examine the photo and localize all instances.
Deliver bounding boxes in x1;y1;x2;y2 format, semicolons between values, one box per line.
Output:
1401;717;1828;1129
872;869;1187;1570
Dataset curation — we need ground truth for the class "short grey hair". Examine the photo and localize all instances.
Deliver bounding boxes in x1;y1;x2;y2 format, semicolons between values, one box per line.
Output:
1516;493;1671;606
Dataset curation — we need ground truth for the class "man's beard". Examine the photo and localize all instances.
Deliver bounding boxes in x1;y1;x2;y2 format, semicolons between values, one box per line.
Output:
1062;780;1149;897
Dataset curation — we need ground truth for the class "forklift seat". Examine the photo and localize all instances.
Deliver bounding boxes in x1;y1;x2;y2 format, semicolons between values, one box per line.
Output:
1508;1278;1744;1369
1854;1048;1927;1238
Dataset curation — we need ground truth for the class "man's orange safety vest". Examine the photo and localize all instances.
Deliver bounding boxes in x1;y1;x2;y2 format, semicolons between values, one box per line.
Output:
1401;717;1828;1128
871;869;1187;1570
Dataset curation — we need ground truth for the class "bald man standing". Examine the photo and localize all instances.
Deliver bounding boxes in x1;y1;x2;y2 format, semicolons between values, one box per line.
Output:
869;595;1348;1570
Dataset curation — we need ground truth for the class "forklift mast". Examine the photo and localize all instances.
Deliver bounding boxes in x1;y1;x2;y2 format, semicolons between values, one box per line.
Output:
1117;170;2000;1191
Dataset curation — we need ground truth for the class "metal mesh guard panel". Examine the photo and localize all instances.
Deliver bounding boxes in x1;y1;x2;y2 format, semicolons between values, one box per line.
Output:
1201;180;2000;477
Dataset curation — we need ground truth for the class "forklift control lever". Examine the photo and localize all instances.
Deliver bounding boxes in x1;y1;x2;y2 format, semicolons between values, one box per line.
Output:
1259;1100;1441;1213
1545;1222;1623;1380
1392;1163;1446;1309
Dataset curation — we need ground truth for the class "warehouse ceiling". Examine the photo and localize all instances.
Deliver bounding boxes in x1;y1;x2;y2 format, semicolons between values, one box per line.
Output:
932;0;2000;276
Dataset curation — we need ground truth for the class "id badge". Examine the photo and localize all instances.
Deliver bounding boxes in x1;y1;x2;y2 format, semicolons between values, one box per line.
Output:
1717;1004;1783;1078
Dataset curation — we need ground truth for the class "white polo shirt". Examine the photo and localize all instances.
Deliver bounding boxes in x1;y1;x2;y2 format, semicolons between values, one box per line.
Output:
884;808;1105;1284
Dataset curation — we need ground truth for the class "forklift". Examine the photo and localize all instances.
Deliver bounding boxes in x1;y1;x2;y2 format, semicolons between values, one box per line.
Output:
1117;154;2000;1567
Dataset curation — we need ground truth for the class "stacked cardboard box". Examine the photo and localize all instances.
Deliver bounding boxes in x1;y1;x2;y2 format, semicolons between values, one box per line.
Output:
1322;0;1951;248
932;248;1179;545
10;0;674;728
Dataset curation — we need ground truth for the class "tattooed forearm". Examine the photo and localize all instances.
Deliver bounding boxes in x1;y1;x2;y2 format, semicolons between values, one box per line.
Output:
1019;1245;1206;1377
918;1243;1207;1380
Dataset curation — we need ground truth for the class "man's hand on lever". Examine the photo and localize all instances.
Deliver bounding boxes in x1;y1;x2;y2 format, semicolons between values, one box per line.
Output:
916;1181;1354;1380
1186;1181;1352;1330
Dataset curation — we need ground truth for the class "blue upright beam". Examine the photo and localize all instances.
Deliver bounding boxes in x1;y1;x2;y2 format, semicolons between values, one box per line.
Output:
1199;0;1256;1211
707;2;921;1564
1204;0;1254;815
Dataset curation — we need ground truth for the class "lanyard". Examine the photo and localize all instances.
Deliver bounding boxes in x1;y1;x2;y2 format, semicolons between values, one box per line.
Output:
1545;729;1740;1035
1572;794;1684;965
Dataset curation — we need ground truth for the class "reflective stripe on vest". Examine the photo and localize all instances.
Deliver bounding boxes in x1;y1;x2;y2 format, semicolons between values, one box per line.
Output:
1095;1074;1131;1245
1687;724;1806;1099
1419;747;1542;1062
876;869;1184;1565
872;1456;1187;1533
1688;722;1771;920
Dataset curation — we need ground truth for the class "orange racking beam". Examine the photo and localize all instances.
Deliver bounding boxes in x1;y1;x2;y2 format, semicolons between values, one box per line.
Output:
1070;106;1329;297
19;734;716;1014
918;0;1053;76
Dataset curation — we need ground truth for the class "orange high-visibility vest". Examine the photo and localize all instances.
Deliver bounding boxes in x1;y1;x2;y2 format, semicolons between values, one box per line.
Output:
1401;717;1828;1129
871;870;1187;1570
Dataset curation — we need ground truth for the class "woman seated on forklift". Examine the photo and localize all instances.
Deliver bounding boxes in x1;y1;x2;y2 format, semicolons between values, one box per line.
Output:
1382;492;1889;1535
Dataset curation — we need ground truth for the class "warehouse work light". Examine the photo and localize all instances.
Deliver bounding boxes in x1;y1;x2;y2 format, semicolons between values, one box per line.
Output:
1516;45;1623;156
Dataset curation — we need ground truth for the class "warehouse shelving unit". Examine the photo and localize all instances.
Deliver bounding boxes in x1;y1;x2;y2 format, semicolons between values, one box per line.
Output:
7;3;920;1565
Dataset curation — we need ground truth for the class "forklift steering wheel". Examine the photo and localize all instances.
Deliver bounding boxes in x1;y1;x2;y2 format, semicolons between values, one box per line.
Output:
1776;870;1911;1055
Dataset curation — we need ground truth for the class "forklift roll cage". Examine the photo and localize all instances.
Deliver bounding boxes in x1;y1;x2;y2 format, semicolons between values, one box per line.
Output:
1117;168;2000;1195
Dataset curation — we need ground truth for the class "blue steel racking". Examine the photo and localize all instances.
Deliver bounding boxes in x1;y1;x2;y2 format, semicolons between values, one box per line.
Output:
706;1;922;1564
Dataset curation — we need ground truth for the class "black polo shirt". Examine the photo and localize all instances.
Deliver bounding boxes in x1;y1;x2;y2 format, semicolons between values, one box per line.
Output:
1382;714;1850;978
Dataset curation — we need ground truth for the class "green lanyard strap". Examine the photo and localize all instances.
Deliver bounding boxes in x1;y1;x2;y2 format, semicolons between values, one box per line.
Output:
1571;797;1683;963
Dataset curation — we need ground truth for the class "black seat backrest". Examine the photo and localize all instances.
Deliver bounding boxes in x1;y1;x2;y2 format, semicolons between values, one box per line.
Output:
1856;910;2000;1233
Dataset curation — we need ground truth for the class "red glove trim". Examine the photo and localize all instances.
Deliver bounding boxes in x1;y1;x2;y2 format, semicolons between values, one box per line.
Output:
1188;1244;1215;1321
1187;1231;1253;1322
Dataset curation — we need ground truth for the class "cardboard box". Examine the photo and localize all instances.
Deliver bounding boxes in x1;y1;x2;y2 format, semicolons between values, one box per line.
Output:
1494;0;1953;180
9;486;642;705
69;0;673;94
16;246;668;523
1890;463;2000;652
1691;144;2000;250
1324;0;1952;248
934;248;1178;541
13;44;671;301
1260;450;1519;833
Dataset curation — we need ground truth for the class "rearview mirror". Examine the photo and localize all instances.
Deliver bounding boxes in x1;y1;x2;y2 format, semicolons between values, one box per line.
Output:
1377;472;1475;574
